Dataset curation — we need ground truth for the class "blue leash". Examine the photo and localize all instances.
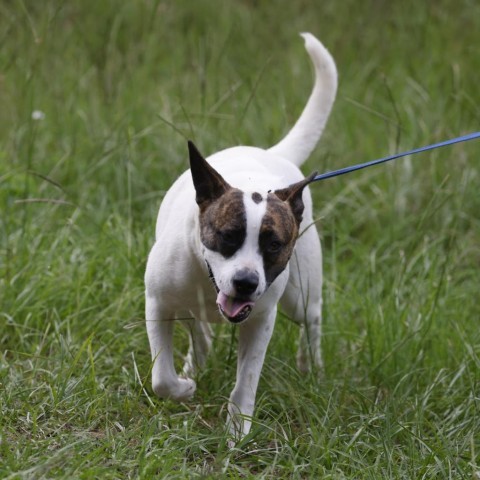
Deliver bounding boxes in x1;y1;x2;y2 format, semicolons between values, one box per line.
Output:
313;132;480;182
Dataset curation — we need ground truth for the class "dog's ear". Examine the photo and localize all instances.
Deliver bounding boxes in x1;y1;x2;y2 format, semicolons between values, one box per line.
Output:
188;141;231;209
273;171;318;225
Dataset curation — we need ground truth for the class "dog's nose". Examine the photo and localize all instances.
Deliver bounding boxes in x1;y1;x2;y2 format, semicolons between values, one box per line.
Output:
232;269;259;296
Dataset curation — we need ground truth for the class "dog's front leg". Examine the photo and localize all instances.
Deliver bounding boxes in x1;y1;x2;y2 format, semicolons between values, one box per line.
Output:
146;295;196;401
227;309;276;441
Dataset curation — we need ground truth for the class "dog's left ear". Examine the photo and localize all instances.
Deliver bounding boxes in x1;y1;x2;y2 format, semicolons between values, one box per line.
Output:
188;141;231;209
273;171;318;225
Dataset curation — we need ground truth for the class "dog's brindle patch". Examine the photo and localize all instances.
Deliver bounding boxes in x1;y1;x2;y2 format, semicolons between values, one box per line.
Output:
200;189;247;258
260;193;299;286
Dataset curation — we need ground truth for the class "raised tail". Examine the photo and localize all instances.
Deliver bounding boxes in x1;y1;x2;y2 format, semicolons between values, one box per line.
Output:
268;33;338;167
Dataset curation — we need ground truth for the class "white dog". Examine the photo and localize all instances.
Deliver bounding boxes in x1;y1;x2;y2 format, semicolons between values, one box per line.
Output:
145;33;337;440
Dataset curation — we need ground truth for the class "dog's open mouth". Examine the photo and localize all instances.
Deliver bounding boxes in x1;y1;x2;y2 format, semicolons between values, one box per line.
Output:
206;262;255;323
216;291;254;324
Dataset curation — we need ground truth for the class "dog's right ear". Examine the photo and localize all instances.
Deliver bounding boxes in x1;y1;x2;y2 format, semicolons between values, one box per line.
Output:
273;171;318;226
188;141;231;209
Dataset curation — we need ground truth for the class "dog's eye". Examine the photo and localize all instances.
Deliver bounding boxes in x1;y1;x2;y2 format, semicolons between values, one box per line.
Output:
267;240;283;253
219;230;239;245
213;227;246;258
260;230;285;256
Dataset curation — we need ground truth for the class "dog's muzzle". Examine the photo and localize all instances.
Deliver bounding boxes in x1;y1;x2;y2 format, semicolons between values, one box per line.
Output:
206;262;256;324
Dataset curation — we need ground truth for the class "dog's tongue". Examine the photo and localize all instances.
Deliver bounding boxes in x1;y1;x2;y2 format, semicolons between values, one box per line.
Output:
216;292;254;319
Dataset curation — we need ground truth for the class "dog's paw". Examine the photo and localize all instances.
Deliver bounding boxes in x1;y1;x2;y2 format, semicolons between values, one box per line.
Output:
152;377;196;402
226;403;253;445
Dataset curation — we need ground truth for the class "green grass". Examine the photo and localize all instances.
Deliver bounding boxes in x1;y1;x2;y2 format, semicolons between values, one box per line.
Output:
1;0;479;478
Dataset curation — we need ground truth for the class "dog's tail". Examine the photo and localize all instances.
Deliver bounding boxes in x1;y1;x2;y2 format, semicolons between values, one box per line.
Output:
268;33;338;168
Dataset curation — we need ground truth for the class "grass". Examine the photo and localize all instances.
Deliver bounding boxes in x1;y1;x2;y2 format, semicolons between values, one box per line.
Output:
1;0;479;478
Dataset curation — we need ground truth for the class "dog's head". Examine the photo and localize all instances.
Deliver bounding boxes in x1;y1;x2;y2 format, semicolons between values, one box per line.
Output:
189;141;316;324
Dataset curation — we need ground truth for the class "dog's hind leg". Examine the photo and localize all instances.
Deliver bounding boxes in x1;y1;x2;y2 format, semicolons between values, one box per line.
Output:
182;319;212;377
146;294;196;401
280;224;323;374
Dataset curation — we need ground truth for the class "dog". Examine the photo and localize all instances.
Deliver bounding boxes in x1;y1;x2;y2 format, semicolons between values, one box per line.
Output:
145;33;337;441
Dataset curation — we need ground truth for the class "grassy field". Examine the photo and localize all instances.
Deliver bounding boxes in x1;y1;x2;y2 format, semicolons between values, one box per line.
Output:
1;0;479;478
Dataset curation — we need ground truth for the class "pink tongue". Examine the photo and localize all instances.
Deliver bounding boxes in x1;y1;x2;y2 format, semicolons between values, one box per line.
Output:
216;292;254;318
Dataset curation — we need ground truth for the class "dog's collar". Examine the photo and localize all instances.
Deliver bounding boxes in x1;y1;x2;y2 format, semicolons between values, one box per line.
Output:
205;261;219;294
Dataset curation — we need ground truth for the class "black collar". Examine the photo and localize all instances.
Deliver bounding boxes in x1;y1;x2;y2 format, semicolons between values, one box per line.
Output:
205;261;219;293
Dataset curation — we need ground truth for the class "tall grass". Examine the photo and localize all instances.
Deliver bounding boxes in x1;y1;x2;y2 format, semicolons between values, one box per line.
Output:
1;0;479;478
